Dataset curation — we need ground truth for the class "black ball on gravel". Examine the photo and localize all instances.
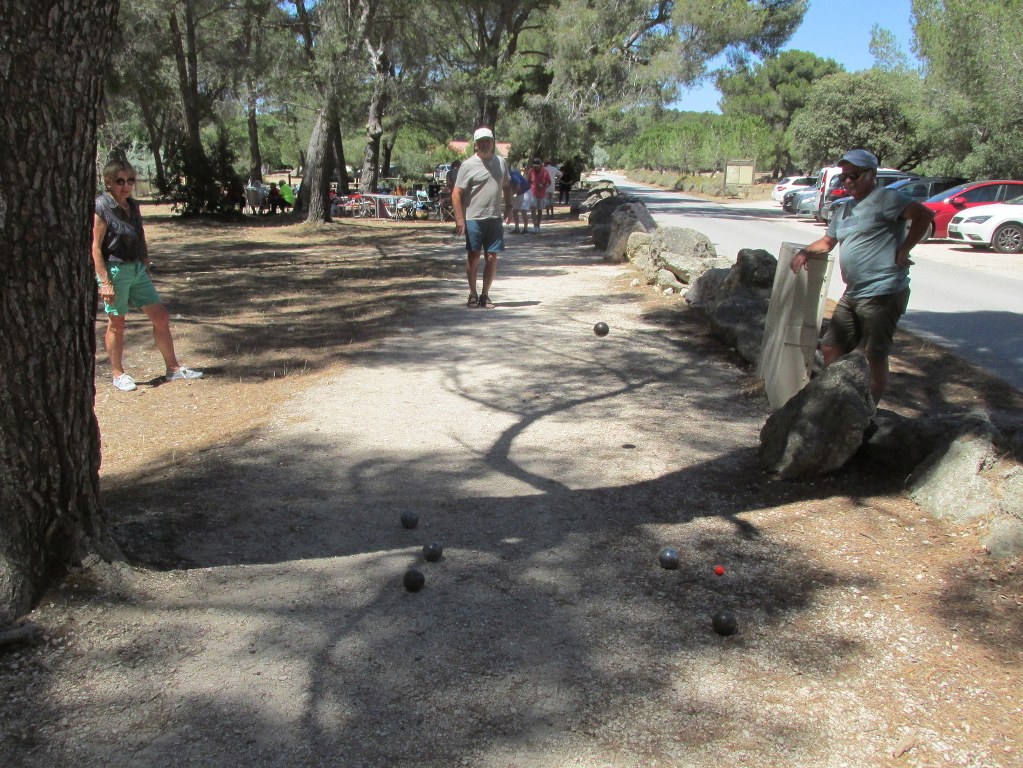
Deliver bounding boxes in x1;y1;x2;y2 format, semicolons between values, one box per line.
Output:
712;609;738;636
399;510;419;529
423;542;443;562
658;547;680;570
403;568;425;592
593;321;610;337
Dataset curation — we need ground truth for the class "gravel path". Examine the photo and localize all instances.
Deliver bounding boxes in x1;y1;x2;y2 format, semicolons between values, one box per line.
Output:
2;223;1019;767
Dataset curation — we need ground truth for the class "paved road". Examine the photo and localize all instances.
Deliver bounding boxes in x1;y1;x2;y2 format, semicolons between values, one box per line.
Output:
603;174;1023;392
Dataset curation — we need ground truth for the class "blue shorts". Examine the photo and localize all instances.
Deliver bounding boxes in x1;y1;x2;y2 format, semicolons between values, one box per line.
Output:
99;262;161;316
465;218;504;254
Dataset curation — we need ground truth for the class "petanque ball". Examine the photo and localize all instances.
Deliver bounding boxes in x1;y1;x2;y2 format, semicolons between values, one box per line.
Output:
712;609;738;636
658;547;680;570
400;510;419;529
593;321;610;337
423;542;443;562
403;568;425;592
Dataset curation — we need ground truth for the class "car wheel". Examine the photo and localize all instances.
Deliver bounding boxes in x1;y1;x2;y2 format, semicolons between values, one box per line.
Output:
992;222;1023;254
918;223;934;244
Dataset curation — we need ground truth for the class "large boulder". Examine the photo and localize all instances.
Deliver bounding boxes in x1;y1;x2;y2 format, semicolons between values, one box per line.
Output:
659;251;734;285
686;248;779;365
625;232;659;282
649;227;716;261
587;194;632;251
605;203;657;263
704;292;770;364
684;267;730;307
759;353;874;479
907;428;1002;523
721;248;777;298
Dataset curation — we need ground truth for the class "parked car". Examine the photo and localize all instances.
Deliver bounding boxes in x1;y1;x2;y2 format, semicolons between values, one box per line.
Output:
812;166;918;222
783;187;815;214
884;176;969;202
795;187;819;217
946;194;1023;253
922;180;1023;239
821;170;924;223
772;175;817;203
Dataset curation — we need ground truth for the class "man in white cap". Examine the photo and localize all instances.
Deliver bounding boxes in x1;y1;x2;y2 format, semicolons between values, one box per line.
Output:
452;126;513;308
789;148;934;404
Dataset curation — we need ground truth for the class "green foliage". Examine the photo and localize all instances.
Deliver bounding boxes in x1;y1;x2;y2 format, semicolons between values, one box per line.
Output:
162;130;242;217
787;71;918;171
717;49;843;174
615;110;772;174
912;0;1023;178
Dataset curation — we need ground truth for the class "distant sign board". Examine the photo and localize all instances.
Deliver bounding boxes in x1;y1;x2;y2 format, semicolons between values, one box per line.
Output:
723;160;755;190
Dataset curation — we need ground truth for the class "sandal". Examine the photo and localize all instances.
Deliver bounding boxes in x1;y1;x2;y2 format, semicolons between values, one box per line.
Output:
479;294;495;309
467;294;479;308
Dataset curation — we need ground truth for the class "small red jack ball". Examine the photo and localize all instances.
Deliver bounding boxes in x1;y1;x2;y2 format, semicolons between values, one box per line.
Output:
714;565;725;576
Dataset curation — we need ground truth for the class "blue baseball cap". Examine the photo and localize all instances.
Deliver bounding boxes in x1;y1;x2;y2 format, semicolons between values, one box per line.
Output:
839;149;879;170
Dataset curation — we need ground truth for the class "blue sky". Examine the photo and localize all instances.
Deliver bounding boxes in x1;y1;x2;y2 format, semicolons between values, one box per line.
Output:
676;0;918;113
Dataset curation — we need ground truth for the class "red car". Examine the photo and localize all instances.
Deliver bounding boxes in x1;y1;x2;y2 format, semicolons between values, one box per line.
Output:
922;180;1023;239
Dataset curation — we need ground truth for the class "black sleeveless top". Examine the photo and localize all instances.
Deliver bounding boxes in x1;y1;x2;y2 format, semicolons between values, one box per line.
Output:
95;193;147;263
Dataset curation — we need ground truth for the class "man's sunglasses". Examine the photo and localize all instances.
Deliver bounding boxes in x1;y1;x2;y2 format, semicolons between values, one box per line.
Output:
114;177;137;185
838;170;870;183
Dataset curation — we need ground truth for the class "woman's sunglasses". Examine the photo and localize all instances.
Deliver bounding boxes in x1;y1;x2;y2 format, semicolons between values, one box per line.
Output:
114;177;137;185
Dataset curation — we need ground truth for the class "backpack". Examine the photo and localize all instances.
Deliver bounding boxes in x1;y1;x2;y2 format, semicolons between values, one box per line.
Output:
510;169;529;195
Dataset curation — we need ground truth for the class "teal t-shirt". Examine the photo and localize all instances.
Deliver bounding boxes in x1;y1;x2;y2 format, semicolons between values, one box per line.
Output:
827;187;912;299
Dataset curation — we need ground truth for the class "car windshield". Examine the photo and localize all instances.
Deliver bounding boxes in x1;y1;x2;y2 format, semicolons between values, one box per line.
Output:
1006;194;1023;205
925;184;968;202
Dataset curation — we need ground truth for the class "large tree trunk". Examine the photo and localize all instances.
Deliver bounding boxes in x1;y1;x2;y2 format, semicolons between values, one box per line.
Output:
168;1;204;158
301;105;335;223
0;0;122;626
360;52;391;193
136;96;168;192
246;98;262;184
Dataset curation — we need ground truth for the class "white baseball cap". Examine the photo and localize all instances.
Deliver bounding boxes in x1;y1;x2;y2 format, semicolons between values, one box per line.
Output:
473;127;495;142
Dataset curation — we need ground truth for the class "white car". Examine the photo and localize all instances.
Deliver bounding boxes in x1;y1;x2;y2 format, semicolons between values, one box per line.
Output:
771;175;816;202
947;194;1023;253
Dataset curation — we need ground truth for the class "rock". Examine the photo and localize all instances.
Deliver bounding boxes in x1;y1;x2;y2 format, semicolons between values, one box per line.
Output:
907;431;1001;523
649;227;717;260
759;353;874;479
685;267;730;307
684;248;779;365
721;249;777;298
605;203;657;263
660;251;733;285
703;292;769;364
655;268;686;292
587;194;632;251
861;410;997;474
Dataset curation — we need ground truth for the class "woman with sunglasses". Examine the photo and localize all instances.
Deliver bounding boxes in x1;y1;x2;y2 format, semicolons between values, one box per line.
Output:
91;160;203;392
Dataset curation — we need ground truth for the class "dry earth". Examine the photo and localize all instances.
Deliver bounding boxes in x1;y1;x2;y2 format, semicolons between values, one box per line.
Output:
2;203;1022;767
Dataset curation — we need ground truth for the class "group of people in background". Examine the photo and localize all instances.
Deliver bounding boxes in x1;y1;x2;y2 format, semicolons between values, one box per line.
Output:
508;157;567;234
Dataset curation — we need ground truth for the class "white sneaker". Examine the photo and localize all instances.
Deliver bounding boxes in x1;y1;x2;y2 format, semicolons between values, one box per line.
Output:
112;373;137;392
165;366;203;382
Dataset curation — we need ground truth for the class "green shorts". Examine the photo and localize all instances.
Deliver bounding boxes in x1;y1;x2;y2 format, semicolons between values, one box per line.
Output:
823;287;910;359
99;262;161;317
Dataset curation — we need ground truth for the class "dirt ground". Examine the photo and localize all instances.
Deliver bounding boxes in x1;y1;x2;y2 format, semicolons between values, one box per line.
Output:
2;202;1022;767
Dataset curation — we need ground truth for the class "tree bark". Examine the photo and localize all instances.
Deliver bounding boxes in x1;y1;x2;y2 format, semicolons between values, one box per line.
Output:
302;105;335;223
361;73;390;193
168;1;205;158
0;0;122;626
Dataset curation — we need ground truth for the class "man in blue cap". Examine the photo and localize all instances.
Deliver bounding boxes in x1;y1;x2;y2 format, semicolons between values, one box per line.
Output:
789;149;934;404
